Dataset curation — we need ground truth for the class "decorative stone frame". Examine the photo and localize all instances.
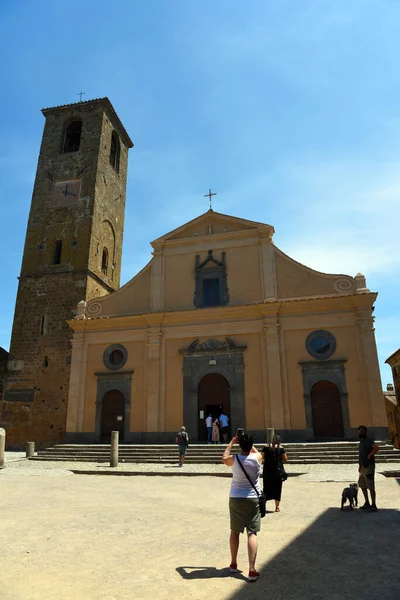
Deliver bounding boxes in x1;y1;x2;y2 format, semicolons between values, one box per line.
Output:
193;250;229;308
180;338;246;442
94;370;134;441
298;359;351;439
305;330;337;361
103;343;128;371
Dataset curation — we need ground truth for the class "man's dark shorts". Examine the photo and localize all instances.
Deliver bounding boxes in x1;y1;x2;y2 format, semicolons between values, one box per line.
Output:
221;426;229;435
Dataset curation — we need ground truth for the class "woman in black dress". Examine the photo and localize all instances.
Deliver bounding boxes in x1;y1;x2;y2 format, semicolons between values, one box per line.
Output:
262;435;288;512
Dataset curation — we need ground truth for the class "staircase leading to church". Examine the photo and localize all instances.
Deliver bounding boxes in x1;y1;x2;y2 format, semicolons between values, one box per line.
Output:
30;441;400;465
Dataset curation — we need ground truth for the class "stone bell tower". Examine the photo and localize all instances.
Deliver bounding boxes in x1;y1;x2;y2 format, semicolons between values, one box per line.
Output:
1;98;133;447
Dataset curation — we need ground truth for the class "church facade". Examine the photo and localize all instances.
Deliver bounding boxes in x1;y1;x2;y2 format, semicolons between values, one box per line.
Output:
66;210;387;443
0;96;388;446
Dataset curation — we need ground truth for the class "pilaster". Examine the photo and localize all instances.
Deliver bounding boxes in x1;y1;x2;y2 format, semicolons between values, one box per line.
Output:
145;328;162;432
259;235;277;300
66;333;86;434
150;250;164;312
264;316;285;429
356;308;384;426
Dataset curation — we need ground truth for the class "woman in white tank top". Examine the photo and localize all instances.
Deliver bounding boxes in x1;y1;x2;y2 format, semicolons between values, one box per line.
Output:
222;433;263;582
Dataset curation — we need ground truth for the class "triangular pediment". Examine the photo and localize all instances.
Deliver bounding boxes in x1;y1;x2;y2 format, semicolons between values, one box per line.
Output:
151;210;274;248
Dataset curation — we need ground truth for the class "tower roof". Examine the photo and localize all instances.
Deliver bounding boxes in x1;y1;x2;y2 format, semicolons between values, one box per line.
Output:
41;97;134;148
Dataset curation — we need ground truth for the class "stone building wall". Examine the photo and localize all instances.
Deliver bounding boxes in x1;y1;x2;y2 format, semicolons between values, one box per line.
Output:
0;98;133;448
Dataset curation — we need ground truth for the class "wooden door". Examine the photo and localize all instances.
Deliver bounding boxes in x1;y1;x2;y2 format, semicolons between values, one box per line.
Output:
311;381;344;438
198;373;230;441
101;390;125;441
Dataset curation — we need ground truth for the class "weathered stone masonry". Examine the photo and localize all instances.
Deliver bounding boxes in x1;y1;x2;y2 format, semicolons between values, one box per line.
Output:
0;98;133;448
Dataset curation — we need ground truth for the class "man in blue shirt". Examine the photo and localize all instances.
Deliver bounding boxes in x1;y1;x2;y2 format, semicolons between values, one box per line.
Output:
219;412;230;442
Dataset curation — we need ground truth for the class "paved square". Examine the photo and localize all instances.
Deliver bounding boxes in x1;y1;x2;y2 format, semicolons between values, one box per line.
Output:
0;470;399;600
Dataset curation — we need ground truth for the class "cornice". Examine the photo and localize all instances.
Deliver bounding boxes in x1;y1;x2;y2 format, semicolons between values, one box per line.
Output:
68;293;367;334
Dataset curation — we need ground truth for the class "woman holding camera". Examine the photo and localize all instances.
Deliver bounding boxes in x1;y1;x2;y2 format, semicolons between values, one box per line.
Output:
222;433;263;582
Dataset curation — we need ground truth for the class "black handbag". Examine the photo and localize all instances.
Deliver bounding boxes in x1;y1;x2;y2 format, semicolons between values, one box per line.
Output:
235;455;266;518
277;464;288;482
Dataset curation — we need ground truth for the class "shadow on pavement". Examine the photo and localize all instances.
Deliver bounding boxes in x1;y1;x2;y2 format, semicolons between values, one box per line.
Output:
176;566;247;581
226;508;400;600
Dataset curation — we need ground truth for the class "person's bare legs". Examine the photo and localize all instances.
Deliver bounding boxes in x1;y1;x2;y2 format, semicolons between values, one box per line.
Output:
361;488;370;505
247;532;258;572
275;499;280;512
230;530;240;565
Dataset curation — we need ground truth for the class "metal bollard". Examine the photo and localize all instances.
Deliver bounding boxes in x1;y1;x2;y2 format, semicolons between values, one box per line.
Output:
0;428;5;469
26;441;35;458
110;431;119;467
266;428;275;445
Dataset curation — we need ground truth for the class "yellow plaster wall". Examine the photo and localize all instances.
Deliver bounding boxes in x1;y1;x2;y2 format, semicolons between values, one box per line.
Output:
275;250;350;298
83;340;146;432
163;244;262;311
237;333;265;430
87;264;152;317
164;338;184;431
168;217;253;240
164;255;196;311
282;323;366;429
226;246;262;304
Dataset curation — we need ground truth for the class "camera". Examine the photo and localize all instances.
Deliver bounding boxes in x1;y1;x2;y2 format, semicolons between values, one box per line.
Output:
236;428;244;438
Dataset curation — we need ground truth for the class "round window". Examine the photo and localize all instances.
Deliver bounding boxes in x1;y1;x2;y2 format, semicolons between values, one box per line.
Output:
103;344;127;370
305;330;336;360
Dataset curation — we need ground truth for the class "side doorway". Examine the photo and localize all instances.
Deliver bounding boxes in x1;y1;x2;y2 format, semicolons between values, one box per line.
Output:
101;389;125;441
311;381;344;438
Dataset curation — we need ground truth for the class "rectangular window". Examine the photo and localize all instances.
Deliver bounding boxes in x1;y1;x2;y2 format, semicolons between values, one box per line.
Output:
40;315;48;335
54;240;62;265
203;278;220;307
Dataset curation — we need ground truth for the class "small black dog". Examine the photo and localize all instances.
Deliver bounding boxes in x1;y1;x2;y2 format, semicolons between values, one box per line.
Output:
341;483;358;510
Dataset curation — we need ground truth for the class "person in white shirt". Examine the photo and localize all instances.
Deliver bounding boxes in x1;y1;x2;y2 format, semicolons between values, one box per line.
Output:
222;433;263;582
205;414;213;444
219;412;229;442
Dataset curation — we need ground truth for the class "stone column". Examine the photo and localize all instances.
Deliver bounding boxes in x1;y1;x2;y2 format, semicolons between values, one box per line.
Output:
0;428;5;469
26;442;35;458
264;317;285;430
145;328;162;438
110;431;119;467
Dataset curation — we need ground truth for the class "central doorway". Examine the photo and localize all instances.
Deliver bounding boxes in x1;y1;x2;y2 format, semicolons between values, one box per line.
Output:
198;373;230;441
101;389;125;441
311;380;344;438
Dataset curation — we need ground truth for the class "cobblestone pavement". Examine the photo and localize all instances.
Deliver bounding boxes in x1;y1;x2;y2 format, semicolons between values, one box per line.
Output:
2;451;400;481
0;469;399;600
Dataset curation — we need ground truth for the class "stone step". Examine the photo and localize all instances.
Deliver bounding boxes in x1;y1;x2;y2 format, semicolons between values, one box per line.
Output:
32;441;399;465
29;456;399;468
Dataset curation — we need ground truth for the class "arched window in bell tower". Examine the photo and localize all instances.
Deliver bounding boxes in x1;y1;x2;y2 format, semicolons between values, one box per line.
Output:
109;131;120;172
63;120;82;153
101;247;109;275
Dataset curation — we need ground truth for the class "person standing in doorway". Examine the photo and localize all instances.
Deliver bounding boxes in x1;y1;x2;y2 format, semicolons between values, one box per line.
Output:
176;426;189;467
358;425;379;511
212;417;220;444
205;414;213;444
219;411;229;442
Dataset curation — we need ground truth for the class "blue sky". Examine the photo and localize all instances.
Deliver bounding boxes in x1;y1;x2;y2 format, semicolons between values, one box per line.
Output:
0;0;399;383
